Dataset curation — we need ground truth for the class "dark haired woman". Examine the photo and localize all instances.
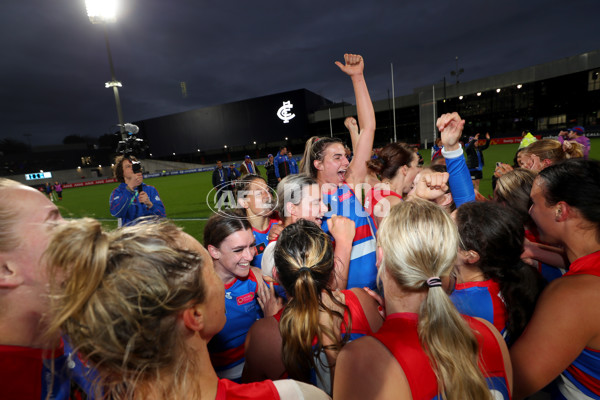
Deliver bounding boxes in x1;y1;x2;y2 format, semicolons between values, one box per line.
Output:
451;201;545;345
511;159;600;399
243;220;382;394
204;210;282;382
362;142;421;228
299;53;377;289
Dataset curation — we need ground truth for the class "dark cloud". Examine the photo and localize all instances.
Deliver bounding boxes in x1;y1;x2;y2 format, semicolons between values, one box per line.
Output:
1;0;598;146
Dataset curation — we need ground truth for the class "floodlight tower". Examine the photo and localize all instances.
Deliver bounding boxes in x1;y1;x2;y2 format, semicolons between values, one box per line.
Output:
85;0;127;140
450;56;464;84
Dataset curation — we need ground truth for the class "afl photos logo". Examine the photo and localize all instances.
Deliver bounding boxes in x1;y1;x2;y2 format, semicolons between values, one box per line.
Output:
277;101;295;124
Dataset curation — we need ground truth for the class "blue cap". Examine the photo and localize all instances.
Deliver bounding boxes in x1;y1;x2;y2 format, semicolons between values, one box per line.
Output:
267;154;273;158
245;155;250;159
568;126;585;135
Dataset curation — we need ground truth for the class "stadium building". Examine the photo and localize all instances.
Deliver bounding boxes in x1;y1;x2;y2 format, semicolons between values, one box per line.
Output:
140;49;599;163
3;49;599;179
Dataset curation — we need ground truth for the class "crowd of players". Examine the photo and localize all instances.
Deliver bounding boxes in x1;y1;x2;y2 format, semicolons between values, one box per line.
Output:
1;53;599;400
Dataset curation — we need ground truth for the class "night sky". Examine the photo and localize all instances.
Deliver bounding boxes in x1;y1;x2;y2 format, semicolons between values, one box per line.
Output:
1;0;598;147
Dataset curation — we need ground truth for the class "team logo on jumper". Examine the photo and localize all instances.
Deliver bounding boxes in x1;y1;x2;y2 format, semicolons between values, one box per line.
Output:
277;101;295;124
237;292;255;306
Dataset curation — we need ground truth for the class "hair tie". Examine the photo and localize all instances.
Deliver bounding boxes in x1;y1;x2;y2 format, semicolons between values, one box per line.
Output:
426;277;442;288
298;266;312;275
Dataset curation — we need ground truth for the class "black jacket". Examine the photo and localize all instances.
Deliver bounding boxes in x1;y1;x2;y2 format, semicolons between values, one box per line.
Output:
465;137;490;170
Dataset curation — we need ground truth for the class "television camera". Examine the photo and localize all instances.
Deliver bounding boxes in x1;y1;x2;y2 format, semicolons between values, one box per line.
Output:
116;123;148;156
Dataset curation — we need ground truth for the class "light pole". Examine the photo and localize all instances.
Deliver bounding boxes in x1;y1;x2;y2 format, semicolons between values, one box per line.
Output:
85;0;126;140
450;56;464;85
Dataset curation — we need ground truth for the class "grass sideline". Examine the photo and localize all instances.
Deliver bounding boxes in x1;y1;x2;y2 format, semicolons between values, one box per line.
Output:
56;139;600;243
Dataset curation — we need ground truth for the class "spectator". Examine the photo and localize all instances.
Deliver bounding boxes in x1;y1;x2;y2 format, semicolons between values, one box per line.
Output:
109;155;166;227
558;126;591;159
287;151;298;174
212;160;228;205
240;155;260;177
274;146;290;181
0;179;94;399
264;154;278;189
465;132;491;191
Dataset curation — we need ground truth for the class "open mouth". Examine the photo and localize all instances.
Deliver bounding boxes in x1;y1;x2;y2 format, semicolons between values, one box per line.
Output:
338;170;347;181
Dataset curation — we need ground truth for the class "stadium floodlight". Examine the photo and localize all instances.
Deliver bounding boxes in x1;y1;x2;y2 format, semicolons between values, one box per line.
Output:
85;0;127;140
105;81;122;88
85;0;118;24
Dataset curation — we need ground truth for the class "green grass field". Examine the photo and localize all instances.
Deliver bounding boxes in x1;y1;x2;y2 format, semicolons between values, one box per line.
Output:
56;139;600;243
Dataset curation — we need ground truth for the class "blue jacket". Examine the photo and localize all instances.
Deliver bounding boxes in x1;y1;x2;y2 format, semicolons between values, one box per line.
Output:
109;182;166;227
442;144;476;207
288;157;299;174
273;154;290;179
228;167;241;181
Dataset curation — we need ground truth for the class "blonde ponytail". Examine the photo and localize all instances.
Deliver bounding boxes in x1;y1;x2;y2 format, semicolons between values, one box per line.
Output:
377;200;492;400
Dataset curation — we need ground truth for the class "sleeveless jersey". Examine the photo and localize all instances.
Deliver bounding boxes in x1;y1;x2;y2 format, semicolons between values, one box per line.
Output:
274;289;374;394
251;219;280;269
372;312;511;400
208;270;262;382
450;279;507;338
554;251;600;399
0;338;95;400
525;227;567;283
362;187;403;229
321;183;377;289
215;378;279;400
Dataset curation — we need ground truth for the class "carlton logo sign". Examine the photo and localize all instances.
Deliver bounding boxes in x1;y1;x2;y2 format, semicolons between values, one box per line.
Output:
277;101;295;124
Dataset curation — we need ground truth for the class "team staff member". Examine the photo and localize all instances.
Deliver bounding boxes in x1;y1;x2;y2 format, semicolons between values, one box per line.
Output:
274;146;290;181
465;132;491;191
109;155;166;227
287;151;299;174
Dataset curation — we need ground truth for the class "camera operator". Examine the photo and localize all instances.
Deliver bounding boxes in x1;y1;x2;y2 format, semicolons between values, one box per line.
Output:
109;155;166;227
